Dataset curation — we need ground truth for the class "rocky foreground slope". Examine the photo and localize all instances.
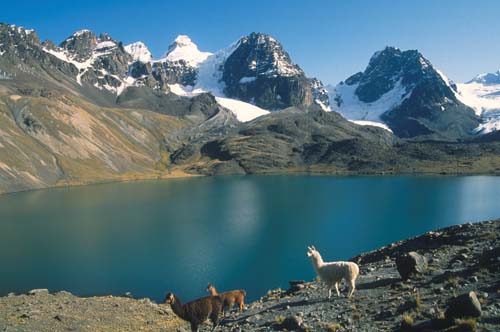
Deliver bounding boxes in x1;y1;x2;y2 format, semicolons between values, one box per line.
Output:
1;220;499;332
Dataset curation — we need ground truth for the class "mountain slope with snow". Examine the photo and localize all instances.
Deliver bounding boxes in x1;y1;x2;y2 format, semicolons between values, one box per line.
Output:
328;47;480;140
456;71;500;134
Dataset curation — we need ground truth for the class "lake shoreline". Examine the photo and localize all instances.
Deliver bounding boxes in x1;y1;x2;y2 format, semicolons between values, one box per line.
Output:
1;219;499;331
1;166;499;197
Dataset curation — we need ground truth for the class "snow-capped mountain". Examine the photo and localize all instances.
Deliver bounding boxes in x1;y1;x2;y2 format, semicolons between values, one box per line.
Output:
159;35;210;66
328;47;480;139
124;42;152;62
456;71;500;134
2;22;499;137
0;23;320;122
122;32;317;121
42;29;133;93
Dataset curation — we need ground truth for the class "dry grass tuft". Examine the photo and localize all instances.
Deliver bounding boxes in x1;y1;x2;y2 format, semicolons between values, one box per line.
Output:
401;312;414;332
323;322;342;332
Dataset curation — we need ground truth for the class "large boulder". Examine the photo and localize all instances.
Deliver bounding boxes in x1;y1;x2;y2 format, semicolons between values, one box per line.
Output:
396;251;428;280
445;291;482;320
278;315;303;331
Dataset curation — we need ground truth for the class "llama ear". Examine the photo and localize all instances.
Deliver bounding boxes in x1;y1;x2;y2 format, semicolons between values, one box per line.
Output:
307;246;313;251
311;245;316;250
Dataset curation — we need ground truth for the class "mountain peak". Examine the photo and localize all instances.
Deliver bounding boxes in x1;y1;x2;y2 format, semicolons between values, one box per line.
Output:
73;29;92;36
162;34;211;66
469;70;500;85
124;41;152;63
171;35;194;47
4;23;35;36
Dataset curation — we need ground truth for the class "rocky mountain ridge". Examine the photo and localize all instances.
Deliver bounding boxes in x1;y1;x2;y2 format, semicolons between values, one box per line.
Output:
1;23;500;195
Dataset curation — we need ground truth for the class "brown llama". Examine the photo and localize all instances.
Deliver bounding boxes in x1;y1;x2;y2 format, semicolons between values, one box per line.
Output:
205;283;246;316
164;292;222;332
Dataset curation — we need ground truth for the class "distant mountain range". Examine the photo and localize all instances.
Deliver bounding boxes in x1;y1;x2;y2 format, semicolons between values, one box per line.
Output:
1;23;500;194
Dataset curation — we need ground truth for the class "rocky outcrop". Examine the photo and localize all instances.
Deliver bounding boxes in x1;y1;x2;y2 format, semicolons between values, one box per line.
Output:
396;251;428;280
309;77;330;110
445;291;482;320
222;32;313;110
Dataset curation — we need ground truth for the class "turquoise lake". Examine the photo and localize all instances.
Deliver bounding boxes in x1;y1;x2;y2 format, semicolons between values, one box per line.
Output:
1;175;500;303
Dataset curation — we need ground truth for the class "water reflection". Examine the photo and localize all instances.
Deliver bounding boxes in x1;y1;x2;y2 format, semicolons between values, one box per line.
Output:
0;175;499;302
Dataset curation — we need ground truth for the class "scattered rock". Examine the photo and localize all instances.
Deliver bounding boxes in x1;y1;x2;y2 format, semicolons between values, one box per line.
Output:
278;315;303;331
287;280;306;294
27;289;49;296
445;291;482;320
396;251;428;280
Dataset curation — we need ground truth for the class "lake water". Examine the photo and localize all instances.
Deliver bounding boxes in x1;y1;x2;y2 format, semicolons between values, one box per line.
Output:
1;175;499;303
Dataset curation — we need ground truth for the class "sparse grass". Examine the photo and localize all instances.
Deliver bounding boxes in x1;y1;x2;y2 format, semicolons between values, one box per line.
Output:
274;315;285;324
352;311;361;322
447;276;461;289
401;312;414;331
435;306;446;320
479;232;497;241
453;318;477;332
323;322;342;332
414;292;421;310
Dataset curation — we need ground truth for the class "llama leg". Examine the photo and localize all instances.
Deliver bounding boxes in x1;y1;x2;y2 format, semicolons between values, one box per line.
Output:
239;300;244;312
210;310;219;331
190;322;199;332
335;282;340;297
328;287;332;299
348;279;356;298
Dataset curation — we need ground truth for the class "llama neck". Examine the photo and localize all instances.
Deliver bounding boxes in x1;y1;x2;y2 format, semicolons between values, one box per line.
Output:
169;295;188;321
311;253;325;272
209;287;218;296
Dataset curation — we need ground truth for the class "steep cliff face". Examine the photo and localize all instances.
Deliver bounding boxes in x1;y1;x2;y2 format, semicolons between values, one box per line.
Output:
222;33;313;110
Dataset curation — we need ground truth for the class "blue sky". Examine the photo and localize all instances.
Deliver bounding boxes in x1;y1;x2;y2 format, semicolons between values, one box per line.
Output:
2;0;499;84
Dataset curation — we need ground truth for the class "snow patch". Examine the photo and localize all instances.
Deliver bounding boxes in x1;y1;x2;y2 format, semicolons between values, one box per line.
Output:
329;79;412;124
73;29;91;37
215;97;269;122
349;120;393;132
239;76;257;84
95;41;116;50
315;99;331;112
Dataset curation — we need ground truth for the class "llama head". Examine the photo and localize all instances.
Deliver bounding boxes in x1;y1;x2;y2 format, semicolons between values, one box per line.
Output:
164;292;175;304
307;245;318;257
206;283;214;293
